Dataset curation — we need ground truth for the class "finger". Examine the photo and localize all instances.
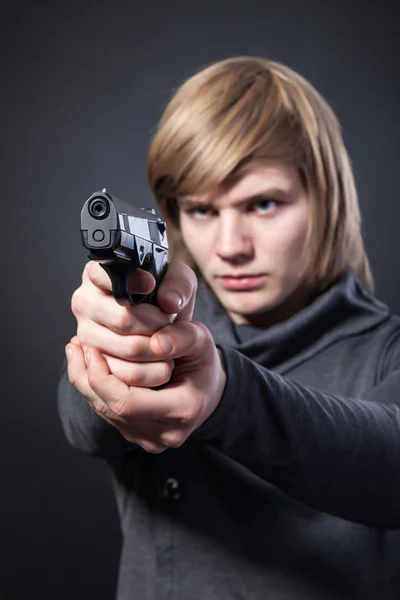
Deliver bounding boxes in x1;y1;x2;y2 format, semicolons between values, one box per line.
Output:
150;320;209;361
65;343;115;419
155;260;198;320
85;262;156;295
73;291;176;336
77;323;162;361
83;261;113;293
128;268;156;295
66;344;171;446
103;354;175;387
85;348;172;419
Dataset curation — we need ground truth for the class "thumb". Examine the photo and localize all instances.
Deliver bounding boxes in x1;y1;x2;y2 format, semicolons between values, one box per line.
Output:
84;347;111;376
85;347;132;413
156;260;198;320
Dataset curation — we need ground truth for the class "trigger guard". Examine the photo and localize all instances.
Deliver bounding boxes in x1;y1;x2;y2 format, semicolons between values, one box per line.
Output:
100;261;137;307
100;256;165;307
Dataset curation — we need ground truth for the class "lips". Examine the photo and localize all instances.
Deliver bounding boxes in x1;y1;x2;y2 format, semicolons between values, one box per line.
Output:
217;274;265;290
218;274;263;278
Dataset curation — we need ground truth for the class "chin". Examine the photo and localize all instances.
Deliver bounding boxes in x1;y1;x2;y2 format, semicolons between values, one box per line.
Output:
219;290;282;315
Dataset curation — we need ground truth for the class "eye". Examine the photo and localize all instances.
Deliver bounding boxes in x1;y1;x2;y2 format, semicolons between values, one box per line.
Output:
251;199;280;214
185;206;214;219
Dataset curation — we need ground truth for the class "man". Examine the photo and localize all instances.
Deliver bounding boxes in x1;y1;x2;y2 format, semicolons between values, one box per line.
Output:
58;57;400;599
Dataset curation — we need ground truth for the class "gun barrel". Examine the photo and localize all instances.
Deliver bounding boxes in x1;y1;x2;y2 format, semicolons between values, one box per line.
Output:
88;195;110;220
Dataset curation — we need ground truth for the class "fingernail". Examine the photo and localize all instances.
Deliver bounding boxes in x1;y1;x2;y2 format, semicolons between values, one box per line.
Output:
66;347;73;361
164;292;183;309
157;335;174;355
84;349;91;365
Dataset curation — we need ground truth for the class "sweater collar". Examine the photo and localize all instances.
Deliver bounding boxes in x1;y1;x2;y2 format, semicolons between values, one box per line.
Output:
192;270;390;373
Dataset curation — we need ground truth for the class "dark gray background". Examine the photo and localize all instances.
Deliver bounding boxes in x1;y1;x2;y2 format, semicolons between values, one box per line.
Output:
2;0;399;597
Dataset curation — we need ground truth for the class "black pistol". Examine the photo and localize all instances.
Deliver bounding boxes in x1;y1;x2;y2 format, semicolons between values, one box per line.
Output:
80;188;168;307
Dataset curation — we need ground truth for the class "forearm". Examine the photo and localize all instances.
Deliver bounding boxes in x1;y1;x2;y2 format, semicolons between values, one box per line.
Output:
194;346;400;527
57;359;135;459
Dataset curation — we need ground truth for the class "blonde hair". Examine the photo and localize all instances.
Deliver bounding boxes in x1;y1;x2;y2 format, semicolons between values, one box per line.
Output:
147;56;373;294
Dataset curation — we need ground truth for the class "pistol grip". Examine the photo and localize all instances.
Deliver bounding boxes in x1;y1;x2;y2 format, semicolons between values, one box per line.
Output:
100;253;167;307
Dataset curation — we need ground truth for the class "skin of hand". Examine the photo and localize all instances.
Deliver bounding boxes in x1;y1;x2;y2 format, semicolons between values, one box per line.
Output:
66;261;227;454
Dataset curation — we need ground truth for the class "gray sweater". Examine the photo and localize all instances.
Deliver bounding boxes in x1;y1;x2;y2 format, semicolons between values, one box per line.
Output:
57;270;400;599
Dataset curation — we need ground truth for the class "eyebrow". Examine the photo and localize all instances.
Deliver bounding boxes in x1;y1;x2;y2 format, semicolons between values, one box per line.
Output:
178;188;289;210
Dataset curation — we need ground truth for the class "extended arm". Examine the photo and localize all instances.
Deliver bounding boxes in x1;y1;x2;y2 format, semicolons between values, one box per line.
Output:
193;346;400;528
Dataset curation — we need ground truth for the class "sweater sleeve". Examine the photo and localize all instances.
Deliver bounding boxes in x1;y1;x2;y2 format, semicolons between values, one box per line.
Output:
192;345;400;528
57;358;137;460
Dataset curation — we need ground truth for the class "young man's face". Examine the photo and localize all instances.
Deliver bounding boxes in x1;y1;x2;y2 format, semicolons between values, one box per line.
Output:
177;162;312;326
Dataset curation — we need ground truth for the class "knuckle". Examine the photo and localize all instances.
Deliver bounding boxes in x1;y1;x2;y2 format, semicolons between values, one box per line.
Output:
192;321;212;346
125;336;145;359
193;320;209;337
176;403;199;427
158;360;175;385
71;289;85;317
92;399;111;419
125;363;141;386
97;406;113;421
160;429;185;449
93;402;106;416
111;310;133;335
125;337;139;359
87;261;99;282
112;394;131;419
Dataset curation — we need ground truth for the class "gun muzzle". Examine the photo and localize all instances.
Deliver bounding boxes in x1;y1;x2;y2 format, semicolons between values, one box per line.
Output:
88;195;110;220
81;191;119;252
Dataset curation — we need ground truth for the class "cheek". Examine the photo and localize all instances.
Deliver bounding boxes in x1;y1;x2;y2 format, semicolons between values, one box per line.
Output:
284;219;309;258
259;210;309;264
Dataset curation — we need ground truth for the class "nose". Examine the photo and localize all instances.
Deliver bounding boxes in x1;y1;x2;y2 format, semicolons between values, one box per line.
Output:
215;211;254;263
